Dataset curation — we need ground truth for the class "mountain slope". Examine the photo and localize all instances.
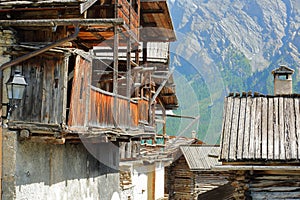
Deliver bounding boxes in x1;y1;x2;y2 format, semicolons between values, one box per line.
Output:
167;0;300;142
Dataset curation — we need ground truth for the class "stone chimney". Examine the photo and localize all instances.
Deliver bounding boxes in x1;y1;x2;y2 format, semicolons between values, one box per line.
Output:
272;65;294;95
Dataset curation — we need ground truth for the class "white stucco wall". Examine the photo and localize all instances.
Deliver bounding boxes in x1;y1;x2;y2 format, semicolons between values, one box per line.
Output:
132;168;148;200
155;162;165;200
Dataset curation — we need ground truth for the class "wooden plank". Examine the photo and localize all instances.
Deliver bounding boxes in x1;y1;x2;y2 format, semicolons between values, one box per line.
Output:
289;98;297;159
243;96;252;159
267;98;274;160
113;24;119;127
61;54;69;124
249;97;256;159
80;0;98;14
261;97;268;159
295;98;300;159
254;97;262;159
220;97;228;159
221;97;233;160
284;98;291;160
0;124;2;200
229;97;240;160
279;97;285;160
237;97;246;160
274;98;280;160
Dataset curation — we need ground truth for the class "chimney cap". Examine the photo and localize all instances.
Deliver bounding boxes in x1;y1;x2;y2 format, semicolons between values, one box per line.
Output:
272;65;294;75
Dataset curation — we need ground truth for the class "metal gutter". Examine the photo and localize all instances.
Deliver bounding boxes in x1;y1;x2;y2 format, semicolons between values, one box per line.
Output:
0;26;80;71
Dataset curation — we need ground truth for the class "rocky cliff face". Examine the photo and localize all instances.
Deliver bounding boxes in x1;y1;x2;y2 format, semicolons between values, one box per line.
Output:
167;0;300;141
169;0;300;93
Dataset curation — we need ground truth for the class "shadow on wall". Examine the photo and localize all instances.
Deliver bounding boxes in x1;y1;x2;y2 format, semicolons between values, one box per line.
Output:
15;141;118;186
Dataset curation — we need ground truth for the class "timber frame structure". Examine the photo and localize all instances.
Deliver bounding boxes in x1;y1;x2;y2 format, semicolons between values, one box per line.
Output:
0;0;177;144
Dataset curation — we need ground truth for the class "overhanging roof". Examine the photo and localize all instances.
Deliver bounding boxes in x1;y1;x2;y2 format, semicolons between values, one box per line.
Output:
140;0;176;42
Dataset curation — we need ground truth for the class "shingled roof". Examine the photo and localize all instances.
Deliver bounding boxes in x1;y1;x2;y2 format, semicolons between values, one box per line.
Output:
220;92;300;162
181;145;221;170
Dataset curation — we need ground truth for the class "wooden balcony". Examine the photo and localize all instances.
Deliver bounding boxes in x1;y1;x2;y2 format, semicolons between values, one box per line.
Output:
69;86;149;132
117;0;139;38
89;86;138;129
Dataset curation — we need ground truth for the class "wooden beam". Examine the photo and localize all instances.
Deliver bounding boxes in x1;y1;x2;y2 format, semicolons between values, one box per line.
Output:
214;165;300;171
126;38;132;127
1;27;80;71
80;0;98;14
140;0;166;2
0;18;124;27
141;9;164;14
0;125;2;200
113;0;119;128
29;136;65;145
150;68;174;104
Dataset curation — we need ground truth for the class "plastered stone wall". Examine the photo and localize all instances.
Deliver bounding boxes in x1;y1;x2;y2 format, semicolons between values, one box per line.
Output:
0;29;16;66
274;79;293;95
2;129;120;200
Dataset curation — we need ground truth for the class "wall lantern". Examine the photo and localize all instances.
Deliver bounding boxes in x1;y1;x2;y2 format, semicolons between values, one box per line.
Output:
5;70;28;119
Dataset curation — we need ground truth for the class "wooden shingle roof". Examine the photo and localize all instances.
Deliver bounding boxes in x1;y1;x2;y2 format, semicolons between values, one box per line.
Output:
180;145;221;170
220;92;300;162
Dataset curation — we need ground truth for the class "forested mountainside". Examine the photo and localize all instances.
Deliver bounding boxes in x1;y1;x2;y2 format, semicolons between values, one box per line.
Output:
166;0;300;142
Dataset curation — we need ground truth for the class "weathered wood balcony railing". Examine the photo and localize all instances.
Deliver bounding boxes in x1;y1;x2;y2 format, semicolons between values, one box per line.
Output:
88;86;148;130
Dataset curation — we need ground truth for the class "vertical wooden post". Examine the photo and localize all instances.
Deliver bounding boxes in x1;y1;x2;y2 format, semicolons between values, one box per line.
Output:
62;53;70;125
162;105;166;136
149;72;153;125
0;126;2;200
142;41;147;64
113;0;119;127
126;38;131;127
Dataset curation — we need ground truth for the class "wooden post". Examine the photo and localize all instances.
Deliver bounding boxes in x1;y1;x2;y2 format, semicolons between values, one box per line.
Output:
0;125;2;200
126;38;131;127
157;98;166;136
62;53;70;125
148;72;152;125
142;41;147;64
113;0;119;127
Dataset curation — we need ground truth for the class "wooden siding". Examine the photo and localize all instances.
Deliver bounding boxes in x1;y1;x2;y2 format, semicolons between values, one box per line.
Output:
89;87;139;128
229;170;300;199
167;155;230;200
13;55;67;124
249;171;300;199
68;55;91;127
117;0;139;38
138;99;148;123
220;94;300;162
68;55;144;129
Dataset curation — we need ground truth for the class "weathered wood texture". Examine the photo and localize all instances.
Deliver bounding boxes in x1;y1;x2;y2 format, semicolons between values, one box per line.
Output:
138;99;148;123
229;170;300;200
249;170;300;199
167;155;230;200
89;87;139;128
13;55;67;124
220;94;300;161
68;55;91;127
69;55;149;130
117;0;139;37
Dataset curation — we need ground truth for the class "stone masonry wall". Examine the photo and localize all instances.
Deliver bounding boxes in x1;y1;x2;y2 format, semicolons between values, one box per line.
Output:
0;29;16;66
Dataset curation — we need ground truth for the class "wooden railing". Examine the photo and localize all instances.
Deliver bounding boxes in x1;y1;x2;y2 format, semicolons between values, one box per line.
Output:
118;0;139;38
89;86;141;129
